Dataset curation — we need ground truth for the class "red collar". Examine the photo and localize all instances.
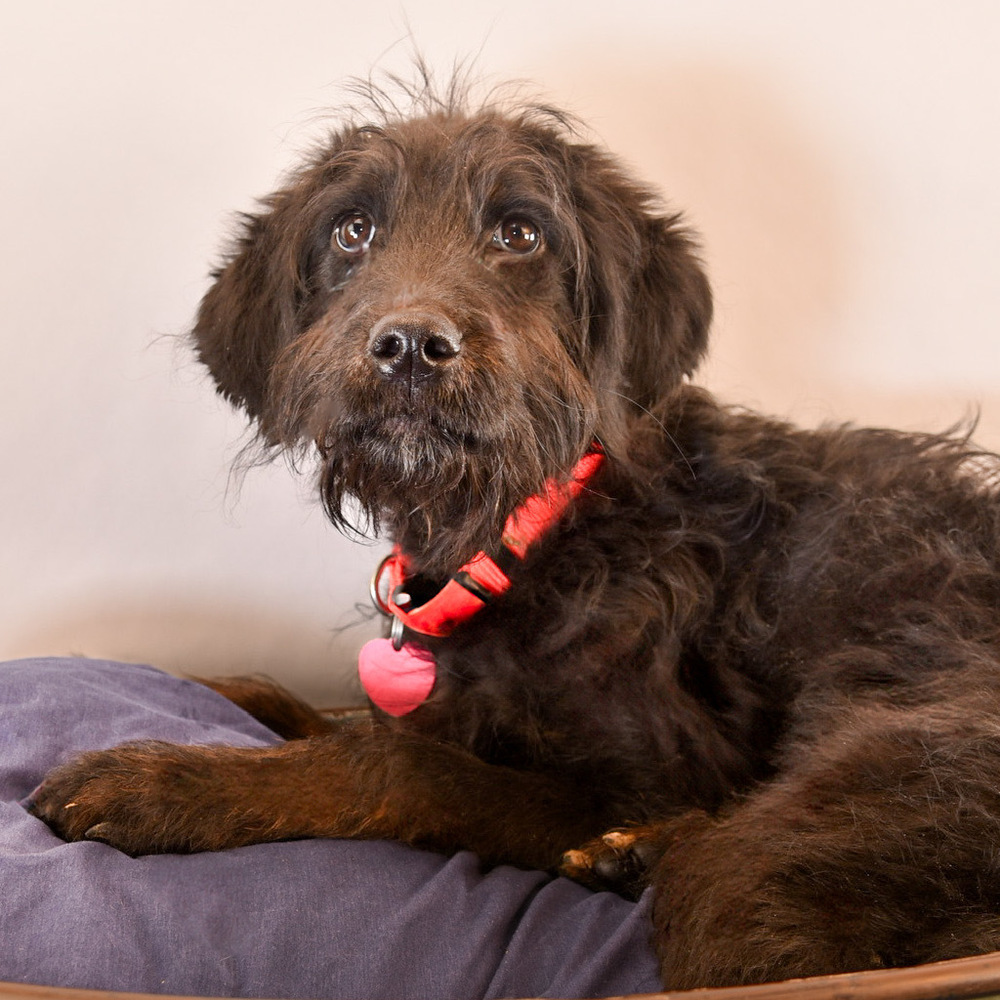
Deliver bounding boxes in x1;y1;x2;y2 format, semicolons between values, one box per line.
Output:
370;448;605;641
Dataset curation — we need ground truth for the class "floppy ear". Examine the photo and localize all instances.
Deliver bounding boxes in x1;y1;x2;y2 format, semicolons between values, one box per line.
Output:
566;145;713;416
627;211;713;402
192;192;307;426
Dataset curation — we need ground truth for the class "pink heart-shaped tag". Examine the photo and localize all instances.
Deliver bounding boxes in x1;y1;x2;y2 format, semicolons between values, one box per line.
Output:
358;639;437;716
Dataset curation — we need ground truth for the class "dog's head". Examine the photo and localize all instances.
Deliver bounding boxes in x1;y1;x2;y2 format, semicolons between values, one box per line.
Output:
194;97;712;573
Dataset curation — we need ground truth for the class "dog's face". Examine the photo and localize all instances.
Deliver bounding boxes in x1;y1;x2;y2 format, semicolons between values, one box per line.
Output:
194;104;712;572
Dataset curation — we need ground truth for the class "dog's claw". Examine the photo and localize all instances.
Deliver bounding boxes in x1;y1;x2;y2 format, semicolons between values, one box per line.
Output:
83;822;119;844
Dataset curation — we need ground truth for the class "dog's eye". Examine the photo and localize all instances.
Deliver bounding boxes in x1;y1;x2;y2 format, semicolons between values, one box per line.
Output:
334;213;375;254
491;218;541;255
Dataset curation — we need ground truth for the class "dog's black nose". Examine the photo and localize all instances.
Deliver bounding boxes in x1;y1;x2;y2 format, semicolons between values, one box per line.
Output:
368;315;462;387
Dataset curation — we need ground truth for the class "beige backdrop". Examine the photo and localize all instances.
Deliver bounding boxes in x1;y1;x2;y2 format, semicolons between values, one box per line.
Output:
1;1;997;704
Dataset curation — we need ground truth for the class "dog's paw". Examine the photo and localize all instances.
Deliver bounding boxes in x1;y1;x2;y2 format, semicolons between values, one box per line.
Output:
27;741;245;855
561;826;664;899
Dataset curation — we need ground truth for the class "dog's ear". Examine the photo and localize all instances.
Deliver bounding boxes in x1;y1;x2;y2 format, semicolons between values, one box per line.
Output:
626;211;713;401
565;145;713;415
192;192;306;425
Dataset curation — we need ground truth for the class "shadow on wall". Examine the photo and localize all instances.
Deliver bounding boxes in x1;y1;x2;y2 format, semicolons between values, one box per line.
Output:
7;595;373;708
547;57;1000;444
546;58;850;394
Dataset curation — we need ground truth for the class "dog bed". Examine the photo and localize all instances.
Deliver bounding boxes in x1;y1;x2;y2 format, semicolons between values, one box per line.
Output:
13;658;1000;1000
0;657;662;999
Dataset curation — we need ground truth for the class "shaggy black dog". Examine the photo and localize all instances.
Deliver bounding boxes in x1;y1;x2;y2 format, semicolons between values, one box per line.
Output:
31;88;1000;989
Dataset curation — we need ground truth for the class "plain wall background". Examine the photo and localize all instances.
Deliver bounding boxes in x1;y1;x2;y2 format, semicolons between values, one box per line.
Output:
1;1;998;704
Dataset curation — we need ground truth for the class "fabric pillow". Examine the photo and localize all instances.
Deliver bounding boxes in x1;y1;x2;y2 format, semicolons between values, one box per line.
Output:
0;657;661;999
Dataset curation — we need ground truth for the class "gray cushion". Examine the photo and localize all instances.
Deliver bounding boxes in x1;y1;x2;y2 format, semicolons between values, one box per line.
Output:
0;657;660;999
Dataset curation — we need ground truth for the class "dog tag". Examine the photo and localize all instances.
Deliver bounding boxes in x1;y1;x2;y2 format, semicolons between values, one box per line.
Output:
358;639;437;716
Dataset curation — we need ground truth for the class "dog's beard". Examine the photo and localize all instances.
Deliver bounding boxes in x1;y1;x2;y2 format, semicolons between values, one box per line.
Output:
316;385;594;576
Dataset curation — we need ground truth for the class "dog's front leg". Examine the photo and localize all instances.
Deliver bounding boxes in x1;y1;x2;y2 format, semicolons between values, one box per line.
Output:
29;721;600;867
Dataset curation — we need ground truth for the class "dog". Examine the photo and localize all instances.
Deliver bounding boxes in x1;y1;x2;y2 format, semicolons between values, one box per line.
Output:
29;85;1000;989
